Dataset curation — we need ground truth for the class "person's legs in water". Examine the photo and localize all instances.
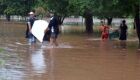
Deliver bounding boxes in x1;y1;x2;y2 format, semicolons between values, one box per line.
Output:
53;38;58;46
120;40;126;49
50;38;58;46
28;33;36;45
102;33;109;40
101;33;105;40
49;37;54;46
49;32;58;46
105;33;109;40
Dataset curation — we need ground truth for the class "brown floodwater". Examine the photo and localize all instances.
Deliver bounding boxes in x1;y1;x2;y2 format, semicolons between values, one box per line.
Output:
0;21;140;80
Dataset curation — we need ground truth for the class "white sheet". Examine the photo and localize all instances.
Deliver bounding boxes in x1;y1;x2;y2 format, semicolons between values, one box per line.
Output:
31;20;48;42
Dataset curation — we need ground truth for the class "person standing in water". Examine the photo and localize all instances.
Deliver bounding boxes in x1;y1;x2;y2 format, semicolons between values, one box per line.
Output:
119;20;128;49
27;11;36;44
99;21;109;40
45;13;60;46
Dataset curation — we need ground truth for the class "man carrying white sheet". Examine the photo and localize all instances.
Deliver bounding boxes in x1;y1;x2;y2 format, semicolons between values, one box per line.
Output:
27;11;37;44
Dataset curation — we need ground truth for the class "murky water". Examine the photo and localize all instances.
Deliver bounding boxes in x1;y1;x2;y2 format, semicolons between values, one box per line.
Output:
0;21;140;80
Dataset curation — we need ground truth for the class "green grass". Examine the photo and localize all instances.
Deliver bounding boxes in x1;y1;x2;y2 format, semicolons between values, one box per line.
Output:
0;60;5;66
0;48;4;53
0;48;5;66
0;77;6;80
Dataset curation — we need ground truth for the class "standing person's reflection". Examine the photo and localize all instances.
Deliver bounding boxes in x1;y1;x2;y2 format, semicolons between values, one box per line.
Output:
42;48;55;80
30;49;47;74
48;48;55;80
119;20;128;49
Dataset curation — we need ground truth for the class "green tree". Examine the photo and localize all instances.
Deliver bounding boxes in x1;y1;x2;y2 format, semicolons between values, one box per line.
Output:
0;0;36;21
46;0;69;25
132;0;140;48
93;0;124;25
33;0;48;19
0;1;6;15
47;0;95;33
115;0;140;48
69;0;95;33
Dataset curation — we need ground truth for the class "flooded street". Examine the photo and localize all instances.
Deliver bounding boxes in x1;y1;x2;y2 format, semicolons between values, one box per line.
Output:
0;21;140;80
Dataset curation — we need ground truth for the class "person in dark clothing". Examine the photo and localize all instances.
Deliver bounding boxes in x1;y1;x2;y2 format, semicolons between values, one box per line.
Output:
43;29;50;41
26;15;37;38
27;12;36;43
44;13;60;46
25;23;29;38
119;20;128;49
119;20;128;40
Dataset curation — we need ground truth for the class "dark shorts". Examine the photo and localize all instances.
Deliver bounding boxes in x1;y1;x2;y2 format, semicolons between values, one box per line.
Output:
28;32;36;43
43;31;50;41
119;34;127;40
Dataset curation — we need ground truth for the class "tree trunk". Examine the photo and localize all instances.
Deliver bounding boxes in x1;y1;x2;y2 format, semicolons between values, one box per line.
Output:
84;14;93;34
134;4;140;48
107;17;112;26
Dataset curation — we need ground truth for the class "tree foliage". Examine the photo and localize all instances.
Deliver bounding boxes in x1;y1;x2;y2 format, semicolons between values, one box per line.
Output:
0;0;139;17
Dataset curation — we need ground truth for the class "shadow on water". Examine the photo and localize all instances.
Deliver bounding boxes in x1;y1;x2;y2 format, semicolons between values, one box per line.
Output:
0;21;140;80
